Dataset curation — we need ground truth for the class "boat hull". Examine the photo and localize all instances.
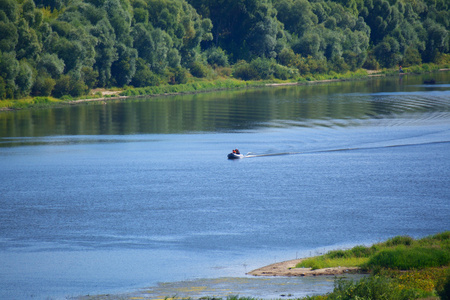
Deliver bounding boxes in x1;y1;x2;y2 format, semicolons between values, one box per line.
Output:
227;153;244;159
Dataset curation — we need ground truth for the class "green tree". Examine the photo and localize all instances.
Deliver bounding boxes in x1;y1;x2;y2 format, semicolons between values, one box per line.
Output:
189;0;282;61
422;19;449;62
15;60;33;98
91;18;118;86
0;16;18;52
39;53;65;77
130;58;160;87
274;0;318;37
32;71;56;96
374;36;402;67
0;51;18;98
204;47;229;67
0;0;19;23
110;43;137;86
15;19;41;60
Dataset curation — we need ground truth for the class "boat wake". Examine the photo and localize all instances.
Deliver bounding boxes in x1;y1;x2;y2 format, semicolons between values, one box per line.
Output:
241;140;450;158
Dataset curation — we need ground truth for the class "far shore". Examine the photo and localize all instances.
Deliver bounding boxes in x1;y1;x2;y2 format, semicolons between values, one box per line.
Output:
247;259;361;277
1;68;449;112
0;74;404;112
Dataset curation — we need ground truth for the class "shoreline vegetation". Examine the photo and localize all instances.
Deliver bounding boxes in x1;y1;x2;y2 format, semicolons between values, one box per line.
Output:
1;66;449;112
245;231;450;300
2;0;449;112
79;232;450;299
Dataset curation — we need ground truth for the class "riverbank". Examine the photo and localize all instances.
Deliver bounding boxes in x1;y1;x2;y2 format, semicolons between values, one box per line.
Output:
1;67;449;112
247;232;449;299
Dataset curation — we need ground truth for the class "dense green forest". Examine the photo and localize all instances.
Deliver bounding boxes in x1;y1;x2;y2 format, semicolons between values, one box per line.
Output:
0;0;448;100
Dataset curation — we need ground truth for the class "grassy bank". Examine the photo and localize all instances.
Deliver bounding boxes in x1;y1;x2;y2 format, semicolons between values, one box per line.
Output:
291;232;450;299
1;63;449;111
186;233;449;300
296;232;449;271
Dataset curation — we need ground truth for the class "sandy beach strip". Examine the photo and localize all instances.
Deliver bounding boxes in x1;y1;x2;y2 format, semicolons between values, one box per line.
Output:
247;259;361;277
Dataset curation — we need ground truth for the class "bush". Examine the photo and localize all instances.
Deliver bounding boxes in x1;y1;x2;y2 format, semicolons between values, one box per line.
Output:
33;96;50;104
272;63;297;80
350;245;373;258
205;47;229;67
52;75;88;98
328;276;426;300
32;74;55;96
190;61;208;78
168;67;188;85
278;48;296;66
327;249;349;259
385;236;414;247
232;60;258;80
250;57;273;79
366;247;450;270
215;67;232;77
437;270;450;300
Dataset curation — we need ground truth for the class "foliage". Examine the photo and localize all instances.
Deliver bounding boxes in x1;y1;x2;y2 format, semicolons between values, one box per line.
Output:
189;61;209;78
120;79;253;97
0;0;449;100
297;231;450;271
437;269;450;300
366;247;450;270
327;275;430;300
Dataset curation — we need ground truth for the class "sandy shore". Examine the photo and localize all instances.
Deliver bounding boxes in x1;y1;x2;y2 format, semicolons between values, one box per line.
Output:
247;259;361;277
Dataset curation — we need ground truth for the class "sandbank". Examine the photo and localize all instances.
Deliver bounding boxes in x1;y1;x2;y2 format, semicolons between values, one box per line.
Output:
247;259;361;277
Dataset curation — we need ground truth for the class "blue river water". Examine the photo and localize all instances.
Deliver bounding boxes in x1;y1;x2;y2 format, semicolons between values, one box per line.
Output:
0;73;449;299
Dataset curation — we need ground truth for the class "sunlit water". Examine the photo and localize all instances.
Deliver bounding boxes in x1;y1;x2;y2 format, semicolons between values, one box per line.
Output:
0;73;449;299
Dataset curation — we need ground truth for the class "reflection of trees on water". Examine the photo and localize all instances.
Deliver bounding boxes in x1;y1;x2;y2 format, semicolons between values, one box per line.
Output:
1;73;449;137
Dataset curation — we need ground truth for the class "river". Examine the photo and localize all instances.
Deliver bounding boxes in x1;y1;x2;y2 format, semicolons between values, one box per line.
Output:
0;72;449;299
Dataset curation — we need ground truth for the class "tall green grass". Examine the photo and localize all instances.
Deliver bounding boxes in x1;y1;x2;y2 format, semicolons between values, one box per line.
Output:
366;247;450;270
0;96;61;109
297;231;450;271
120;79;263;97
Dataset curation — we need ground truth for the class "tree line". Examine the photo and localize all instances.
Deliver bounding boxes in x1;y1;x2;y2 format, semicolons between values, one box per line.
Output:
0;0;448;100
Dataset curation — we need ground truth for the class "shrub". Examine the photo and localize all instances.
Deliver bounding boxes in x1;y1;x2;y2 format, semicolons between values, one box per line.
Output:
327;249;349;259
232;60;258;80
250;57;273;79
205;47;229;67
278;48;296;67
33;96;50;104
168;67;188;85
52;75;88;98
32;75;55;96
215;67;232;77
272;63;297;80
437;270;450;300
366;247;450;270
350;245;373;257
385;235;414;247
190;61;208;78
328;276;427;300
363;52;380;70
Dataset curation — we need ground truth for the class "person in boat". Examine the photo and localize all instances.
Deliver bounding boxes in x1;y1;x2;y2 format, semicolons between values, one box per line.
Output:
235;149;240;154
232;149;236;154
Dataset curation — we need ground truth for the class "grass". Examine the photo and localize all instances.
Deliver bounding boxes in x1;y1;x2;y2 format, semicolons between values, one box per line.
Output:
119;79;264;97
297;231;450;271
293;232;450;299
191;234;450;300
79;233;450;299
0;96;62;110
2;63;449;111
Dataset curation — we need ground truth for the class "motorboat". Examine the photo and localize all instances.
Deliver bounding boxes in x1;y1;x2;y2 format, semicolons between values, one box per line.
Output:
227;152;244;159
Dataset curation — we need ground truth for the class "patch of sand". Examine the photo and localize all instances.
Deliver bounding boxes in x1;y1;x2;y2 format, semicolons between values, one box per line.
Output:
247;259;361;277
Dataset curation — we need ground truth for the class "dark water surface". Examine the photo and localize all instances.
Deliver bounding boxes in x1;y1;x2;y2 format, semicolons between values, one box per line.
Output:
0;73;449;299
